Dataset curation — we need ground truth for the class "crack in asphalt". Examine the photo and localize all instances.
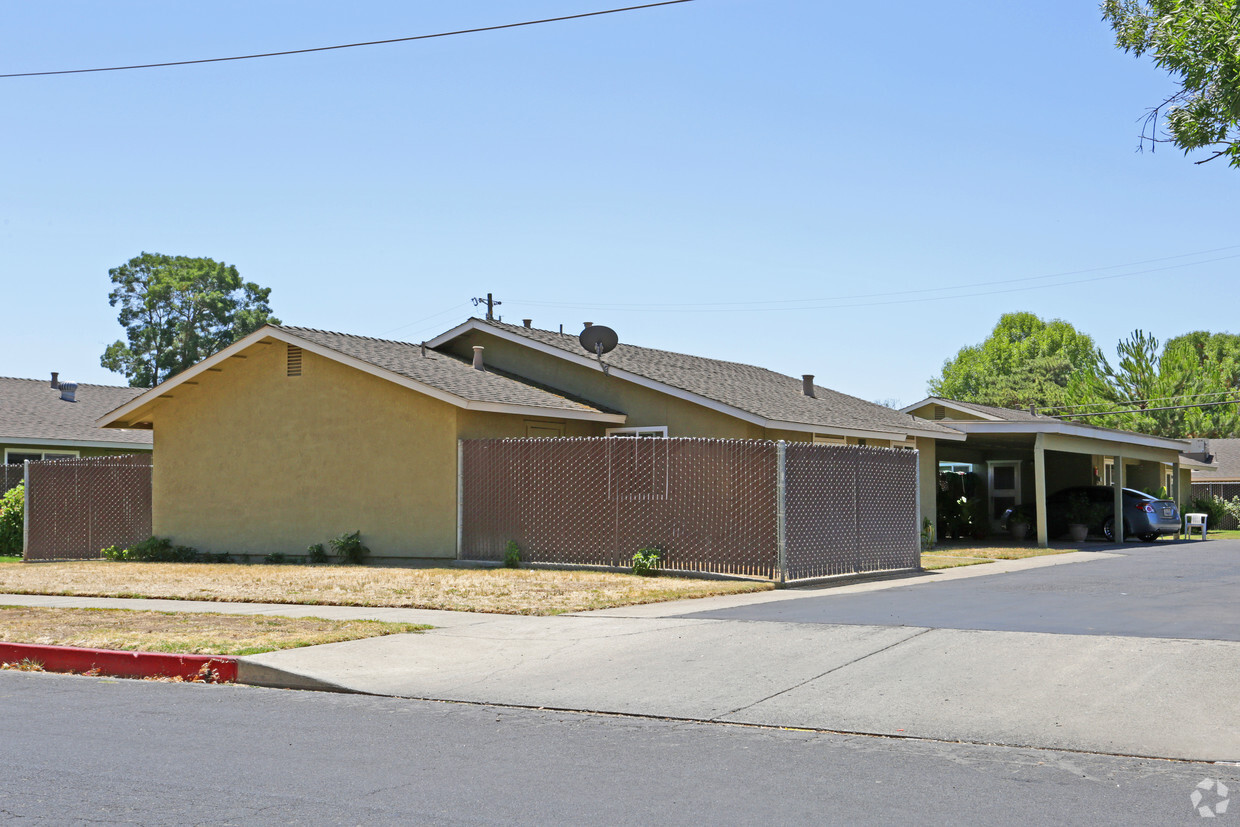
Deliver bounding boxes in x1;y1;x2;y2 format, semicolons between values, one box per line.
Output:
715;627;935;719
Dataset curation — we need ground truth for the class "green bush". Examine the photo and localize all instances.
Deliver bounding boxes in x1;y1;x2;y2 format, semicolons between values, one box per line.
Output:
631;547;661;577
263;552;287;565
329;530;369;565
0;484;24;557
306;543;328;565
102;536;200;562
1190;496;1226;528
503;540;521;568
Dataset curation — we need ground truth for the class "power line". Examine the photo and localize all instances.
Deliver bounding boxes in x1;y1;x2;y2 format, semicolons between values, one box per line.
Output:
1043;388;1240;413
0;1;695;79
1057;398;1240;419
514;244;1240;311
514;249;1240;314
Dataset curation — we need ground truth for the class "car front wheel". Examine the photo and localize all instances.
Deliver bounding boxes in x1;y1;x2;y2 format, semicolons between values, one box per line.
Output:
1102;517;1126;542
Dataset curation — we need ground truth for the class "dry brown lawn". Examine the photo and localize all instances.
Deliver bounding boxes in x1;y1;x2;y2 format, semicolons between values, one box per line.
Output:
0;605;428;656
0;562;773;615
920;545;1071;570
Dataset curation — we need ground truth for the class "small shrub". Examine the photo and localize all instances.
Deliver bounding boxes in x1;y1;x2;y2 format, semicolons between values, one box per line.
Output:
631;547;661;576
306;543;329;565
263;552;287;565
329;530;369;565
0;484;24;558
208;551;234;564
1190;496;1226;528
503;540;521;568
920;517;935;551
1218;495;1240;526
108;536;200;563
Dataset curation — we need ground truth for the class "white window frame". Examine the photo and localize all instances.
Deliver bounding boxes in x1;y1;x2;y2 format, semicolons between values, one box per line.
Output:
1103;458;1115;487
605;426;667;438
4;449;78;464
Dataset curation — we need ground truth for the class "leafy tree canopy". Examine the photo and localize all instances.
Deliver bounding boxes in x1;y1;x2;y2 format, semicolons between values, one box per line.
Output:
1067;329;1240;436
101;252;279;387
1102;0;1240;167
928;312;1101;409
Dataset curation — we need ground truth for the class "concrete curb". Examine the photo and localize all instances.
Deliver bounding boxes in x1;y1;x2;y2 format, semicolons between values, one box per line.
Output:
0;642;237;682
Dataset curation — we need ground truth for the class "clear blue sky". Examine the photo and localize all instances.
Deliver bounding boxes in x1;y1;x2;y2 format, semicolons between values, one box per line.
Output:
4;1;1236;406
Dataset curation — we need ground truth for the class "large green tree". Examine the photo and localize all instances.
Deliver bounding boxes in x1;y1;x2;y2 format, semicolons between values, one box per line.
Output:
1102;0;1240;167
101;253;279;387
928;312;1101;409
1067;329;1240;436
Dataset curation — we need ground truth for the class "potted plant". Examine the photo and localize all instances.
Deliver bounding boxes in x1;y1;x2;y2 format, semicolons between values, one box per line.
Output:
1008;504;1033;540
1065;492;1092;542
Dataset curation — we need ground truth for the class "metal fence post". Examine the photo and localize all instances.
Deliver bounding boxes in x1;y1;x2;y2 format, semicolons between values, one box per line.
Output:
913;448;922;558
776;441;787;584
22;460;29;560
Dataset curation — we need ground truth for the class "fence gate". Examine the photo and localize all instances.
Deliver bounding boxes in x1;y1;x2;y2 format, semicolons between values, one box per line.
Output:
459;437;919;582
23;455;152;561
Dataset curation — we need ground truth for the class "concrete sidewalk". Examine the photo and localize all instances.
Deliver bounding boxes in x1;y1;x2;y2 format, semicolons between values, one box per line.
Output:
5;549;1237;762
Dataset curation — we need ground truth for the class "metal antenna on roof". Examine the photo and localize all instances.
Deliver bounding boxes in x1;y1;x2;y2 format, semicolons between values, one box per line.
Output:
579;324;618;376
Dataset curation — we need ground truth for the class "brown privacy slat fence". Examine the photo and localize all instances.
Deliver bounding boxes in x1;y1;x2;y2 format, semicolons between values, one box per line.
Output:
459;438;919;583
23;455;152;561
1191;482;1240;530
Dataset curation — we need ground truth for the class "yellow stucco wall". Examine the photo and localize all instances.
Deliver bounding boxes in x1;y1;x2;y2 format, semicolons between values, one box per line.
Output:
905;403;987;422
151;340;460;558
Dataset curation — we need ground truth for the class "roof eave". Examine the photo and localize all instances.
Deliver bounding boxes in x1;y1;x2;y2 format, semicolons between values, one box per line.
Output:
939;420;1192;451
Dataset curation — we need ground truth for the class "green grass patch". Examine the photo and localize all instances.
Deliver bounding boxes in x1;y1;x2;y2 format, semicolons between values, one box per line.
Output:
0;556;21;564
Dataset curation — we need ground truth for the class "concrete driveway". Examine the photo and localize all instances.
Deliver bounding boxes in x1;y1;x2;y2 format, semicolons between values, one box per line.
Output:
676;541;1240;641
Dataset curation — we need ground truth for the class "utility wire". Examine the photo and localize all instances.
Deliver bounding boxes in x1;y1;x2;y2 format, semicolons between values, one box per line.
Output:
1043;388;1240;413
514;244;1240;311
0;1;695;79
515;251;1240;314
1057;398;1240;418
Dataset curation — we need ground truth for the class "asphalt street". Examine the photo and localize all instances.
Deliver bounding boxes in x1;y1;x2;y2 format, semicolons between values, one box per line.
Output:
679;543;1240;640
0;670;1232;825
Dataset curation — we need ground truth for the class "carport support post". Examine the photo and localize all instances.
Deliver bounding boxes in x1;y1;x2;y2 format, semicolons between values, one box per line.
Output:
1173;460;1181;539
1033;434;1048;548
1112;455;1125;543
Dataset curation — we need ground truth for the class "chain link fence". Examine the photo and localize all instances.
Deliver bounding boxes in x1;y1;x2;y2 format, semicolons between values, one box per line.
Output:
1191;482;1240;530
23;455;152;561
1;464;23;495
459;438;919;583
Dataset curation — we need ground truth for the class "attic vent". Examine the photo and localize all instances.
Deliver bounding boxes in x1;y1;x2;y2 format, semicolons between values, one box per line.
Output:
287;345;303;377
933;405;946;420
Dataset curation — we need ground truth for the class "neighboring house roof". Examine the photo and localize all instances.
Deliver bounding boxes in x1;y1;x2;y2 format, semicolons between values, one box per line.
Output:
99;326;626;429
901;396;1194;454
0;376;152;450
428;319;964;441
1190;438;1240;480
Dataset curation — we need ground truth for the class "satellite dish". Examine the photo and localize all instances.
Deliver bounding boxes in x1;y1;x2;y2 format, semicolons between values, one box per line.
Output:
579;325;618;356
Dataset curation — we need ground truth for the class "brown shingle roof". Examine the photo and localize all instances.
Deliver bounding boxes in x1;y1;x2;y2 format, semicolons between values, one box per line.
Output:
0;377;152;447
276;327;614;416
473;320;960;437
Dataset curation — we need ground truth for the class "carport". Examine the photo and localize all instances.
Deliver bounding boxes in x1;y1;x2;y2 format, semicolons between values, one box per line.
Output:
902;398;1201;546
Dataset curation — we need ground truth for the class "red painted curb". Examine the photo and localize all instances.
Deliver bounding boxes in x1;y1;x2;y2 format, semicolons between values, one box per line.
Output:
0;642;237;682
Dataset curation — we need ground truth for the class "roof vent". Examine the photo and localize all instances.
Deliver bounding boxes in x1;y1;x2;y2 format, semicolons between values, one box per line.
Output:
583;321;593;328
50;372;59;389
523;319;532;328
287;345;303;377
472;345;485;371
59;382;78;403
802;374;816;398
933;405;946;420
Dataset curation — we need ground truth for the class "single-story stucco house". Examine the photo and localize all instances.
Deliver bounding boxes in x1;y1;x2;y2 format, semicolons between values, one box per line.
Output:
97;320;963;560
1;374;152;476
